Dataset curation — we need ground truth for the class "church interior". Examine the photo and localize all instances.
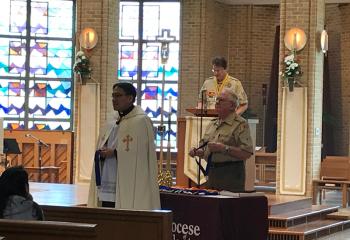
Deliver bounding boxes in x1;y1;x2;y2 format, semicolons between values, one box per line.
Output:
1;0;350;239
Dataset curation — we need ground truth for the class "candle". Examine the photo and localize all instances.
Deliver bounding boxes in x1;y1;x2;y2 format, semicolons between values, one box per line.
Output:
292;32;297;50
86;32;90;49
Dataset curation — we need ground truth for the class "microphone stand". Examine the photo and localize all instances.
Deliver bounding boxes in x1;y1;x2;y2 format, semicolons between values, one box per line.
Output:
262;84;267;149
197;90;206;188
26;134;49;182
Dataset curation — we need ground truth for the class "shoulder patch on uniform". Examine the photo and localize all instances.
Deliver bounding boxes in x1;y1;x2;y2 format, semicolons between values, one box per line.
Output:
239;122;249;132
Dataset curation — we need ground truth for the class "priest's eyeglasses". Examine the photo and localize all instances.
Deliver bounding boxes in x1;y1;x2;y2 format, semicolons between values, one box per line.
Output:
112;93;126;99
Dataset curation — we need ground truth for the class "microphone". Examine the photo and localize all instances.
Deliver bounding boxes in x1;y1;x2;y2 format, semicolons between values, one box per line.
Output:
25;133;49;147
200;88;207;112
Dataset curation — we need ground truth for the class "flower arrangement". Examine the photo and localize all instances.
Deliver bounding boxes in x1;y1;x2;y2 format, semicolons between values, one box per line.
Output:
280;53;302;91
73;51;91;77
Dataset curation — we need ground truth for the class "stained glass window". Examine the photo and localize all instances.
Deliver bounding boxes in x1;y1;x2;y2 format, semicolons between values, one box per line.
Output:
119;1;180;150
0;0;74;130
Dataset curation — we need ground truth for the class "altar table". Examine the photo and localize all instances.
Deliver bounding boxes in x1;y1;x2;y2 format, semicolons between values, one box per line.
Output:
160;192;268;240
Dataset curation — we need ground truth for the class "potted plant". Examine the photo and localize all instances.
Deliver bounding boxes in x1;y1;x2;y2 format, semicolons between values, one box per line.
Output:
73;51;91;84
280;53;302;92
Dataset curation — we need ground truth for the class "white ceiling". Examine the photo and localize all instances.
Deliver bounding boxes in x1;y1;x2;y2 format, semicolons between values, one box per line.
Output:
216;0;350;5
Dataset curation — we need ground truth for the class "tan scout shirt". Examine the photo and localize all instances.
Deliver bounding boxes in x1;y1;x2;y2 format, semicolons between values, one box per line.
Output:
201;112;253;163
200;75;248;107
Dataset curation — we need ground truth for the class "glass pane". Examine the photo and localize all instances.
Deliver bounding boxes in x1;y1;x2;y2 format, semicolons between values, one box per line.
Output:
118;42;138;80
5;120;25;130
143;2;180;41
28;120;70;130
0;39;27;77
8;0;27;35
0;80;25;118
31;0;73;38
119;2;139;40
141;82;177;121
29;40;72;78
0;0;74;130
28;80;71;119
142;42;179;81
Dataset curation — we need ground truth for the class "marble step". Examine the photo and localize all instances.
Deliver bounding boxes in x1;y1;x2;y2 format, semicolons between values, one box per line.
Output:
268;219;350;240
266;194;313;215
269;205;340;228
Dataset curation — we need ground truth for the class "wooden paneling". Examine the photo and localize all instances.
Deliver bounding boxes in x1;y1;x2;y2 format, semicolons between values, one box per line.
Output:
4;130;73;183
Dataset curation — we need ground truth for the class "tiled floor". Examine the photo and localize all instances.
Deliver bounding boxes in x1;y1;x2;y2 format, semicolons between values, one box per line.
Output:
316;190;350;239
318;229;350;240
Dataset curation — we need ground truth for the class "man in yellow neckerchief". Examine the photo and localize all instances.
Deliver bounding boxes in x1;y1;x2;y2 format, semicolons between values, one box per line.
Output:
200;56;248;115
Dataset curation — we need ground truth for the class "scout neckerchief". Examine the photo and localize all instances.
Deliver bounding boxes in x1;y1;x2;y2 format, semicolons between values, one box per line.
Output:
215;73;229;96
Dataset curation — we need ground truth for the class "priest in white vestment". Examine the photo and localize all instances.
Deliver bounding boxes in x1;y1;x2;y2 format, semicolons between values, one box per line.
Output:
88;82;160;210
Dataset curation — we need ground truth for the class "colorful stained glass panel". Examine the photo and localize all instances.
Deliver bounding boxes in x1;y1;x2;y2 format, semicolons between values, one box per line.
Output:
118;43;138;80
31;0;73;38
31;1;48;34
29;40;72;78
119;2;139;40
143;2;180;41
28;80;71;119
28;121;70;130
10;0;27;34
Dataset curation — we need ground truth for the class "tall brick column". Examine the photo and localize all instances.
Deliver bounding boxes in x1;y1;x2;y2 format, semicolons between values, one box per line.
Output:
277;0;325;196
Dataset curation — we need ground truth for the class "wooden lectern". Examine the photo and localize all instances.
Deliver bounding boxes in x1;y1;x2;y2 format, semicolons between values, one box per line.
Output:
176;108;258;191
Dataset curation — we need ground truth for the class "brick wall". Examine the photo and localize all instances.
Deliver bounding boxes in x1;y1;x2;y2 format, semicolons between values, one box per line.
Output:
180;2;279;146
326;4;350;155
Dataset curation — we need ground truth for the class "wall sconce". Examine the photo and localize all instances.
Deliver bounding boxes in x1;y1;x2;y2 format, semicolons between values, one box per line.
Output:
320;30;328;54
79;28;98;50
284;27;307;52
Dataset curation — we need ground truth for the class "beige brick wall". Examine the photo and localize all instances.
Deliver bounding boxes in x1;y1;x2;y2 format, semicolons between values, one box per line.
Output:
180;2;279;146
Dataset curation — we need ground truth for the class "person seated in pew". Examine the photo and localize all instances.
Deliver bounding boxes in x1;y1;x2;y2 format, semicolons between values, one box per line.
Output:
88;82;160;210
0;166;44;220
189;89;253;192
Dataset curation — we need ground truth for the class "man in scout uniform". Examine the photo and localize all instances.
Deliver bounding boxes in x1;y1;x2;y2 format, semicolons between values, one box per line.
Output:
189;89;253;192
200;56;248;115
88;82;160;210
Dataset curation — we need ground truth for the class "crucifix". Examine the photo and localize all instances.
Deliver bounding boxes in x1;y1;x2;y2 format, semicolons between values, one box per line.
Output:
122;135;133;152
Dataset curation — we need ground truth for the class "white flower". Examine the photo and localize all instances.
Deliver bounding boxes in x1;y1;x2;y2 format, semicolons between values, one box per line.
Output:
76;51;85;57
284;54;294;62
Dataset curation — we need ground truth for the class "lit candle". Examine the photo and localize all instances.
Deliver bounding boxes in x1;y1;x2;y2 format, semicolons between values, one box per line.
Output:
86;32;90;49
292;32;297;50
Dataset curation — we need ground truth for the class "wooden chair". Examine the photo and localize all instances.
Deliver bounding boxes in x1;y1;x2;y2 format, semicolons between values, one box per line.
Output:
312;156;350;208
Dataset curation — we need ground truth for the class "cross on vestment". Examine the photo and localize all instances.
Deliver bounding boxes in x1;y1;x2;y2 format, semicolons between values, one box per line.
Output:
122;135;133;151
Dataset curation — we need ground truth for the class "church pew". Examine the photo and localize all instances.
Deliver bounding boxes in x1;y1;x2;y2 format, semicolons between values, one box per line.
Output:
42;205;172;240
312;156;350;207
0;219;98;240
